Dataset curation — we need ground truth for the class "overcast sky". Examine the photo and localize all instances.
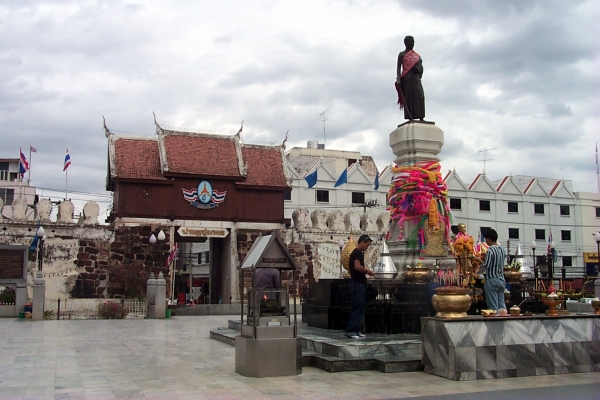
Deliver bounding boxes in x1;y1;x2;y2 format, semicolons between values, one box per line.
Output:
2;0;599;220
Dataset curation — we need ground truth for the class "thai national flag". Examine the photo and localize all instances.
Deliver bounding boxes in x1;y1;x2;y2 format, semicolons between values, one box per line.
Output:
547;231;553;253
211;190;227;204
182;188;198;203
19;148;29;177
166;243;178;267
63;149;71;171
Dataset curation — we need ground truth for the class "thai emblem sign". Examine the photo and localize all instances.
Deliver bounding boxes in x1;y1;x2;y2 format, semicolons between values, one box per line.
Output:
182;181;227;209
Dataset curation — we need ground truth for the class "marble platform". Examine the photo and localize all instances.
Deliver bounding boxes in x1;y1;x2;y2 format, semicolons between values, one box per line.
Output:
422;314;600;381
211;320;423;373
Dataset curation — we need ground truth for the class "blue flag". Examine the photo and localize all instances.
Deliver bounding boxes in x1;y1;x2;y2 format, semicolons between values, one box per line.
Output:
305;170;318;188
334;169;348;187
29;222;41;251
374;170;380;190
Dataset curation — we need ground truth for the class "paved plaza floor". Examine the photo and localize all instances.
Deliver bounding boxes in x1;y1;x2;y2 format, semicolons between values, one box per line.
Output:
0;315;598;400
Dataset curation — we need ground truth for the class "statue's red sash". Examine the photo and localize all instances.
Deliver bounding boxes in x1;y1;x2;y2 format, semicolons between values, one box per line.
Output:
396;50;421;109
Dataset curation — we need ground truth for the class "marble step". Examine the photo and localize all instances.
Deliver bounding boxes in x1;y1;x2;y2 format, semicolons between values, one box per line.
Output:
210;327;237;346
210;325;424;373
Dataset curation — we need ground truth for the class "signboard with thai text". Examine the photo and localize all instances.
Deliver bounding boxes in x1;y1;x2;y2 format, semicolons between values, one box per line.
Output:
177;227;229;238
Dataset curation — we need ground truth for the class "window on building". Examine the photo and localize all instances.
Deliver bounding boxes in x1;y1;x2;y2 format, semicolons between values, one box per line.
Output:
562;256;572;267
479;200;491;212
351;192;365;204
535;229;545;240
507;202;519;213
283;190;291;201
0;188;14;206
508;228;519;239
559;205;570;216
561;230;571;241
596;207;600;218
0;162;8;181
449;198;462;210
534;203;545;214
347;159;357;168
316;190;329;203
197;251;210;264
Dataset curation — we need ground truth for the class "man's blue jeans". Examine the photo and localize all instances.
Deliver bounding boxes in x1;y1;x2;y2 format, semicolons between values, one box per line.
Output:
484;277;507;311
345;282;366;334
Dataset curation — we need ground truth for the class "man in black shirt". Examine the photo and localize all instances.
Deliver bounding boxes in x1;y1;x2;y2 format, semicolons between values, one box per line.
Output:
345;234;374;339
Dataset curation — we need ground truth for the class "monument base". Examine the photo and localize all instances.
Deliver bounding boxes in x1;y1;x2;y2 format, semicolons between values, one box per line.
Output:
389;120;444;166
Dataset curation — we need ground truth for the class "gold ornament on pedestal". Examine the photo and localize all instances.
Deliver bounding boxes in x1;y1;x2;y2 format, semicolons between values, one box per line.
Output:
341;235;356;271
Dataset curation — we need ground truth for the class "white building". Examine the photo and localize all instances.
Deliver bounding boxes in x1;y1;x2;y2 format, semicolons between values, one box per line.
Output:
0;158;37;220
284;142;392;224
445;170;600;277
282;143;600;277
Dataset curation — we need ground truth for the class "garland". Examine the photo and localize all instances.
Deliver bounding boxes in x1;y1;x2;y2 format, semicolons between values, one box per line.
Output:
388;160;451;252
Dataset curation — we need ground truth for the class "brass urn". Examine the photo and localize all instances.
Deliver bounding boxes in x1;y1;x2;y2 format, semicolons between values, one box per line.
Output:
543;298;562;316
431;287;471;318
503;268;522;283
404;267;432;283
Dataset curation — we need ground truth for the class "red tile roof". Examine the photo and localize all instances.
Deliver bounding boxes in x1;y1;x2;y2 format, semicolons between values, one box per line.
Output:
239;145;287;187
496;176;509;192
114;138;165;180
549;180;561;196
163;134;242;177
468;173;482;190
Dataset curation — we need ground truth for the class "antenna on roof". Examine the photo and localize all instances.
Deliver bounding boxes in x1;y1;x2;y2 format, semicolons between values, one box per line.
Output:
596;142;600;193
478;148;497;174
319;108;329;148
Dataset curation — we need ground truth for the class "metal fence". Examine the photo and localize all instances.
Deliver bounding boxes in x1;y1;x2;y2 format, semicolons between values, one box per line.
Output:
44;299;146;320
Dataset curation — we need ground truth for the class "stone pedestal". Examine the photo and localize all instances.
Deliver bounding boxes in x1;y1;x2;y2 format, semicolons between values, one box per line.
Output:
387;121;456;275
154;273;166;319
422;315;600;380
389;121;444;166
146;276;156;318
32;272;45;321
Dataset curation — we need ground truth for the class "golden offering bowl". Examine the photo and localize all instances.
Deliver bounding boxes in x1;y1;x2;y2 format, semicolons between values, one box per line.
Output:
543;298;562;316
503;268;522;283
431;287;471;318
404;267;432;283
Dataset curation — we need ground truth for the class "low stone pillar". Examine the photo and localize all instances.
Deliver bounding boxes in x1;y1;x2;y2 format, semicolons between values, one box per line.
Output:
32;272;45;321
146;275;157;318
15;282;27;317
154;272;166;319
595;279;600;298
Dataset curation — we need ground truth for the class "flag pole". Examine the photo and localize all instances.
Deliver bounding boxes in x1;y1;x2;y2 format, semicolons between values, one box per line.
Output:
28;147;32;184
65;168;68;199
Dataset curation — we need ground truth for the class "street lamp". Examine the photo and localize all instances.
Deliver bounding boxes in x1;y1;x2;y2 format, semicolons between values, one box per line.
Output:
531;240;538;291
338;239;345;278
37;226;46;271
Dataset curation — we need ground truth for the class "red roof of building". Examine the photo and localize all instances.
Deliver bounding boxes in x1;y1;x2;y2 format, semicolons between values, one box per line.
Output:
114;138;165;180
163;134;242;177
239;145;287;187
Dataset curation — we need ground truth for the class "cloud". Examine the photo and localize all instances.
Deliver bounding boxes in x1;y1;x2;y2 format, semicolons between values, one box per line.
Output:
0;0;599;223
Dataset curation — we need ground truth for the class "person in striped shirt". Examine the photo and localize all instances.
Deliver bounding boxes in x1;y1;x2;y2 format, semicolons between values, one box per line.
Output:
479;229;507;311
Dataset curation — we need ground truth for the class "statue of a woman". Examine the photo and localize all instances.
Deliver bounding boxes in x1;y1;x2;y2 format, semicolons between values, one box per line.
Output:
396;36;425;120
